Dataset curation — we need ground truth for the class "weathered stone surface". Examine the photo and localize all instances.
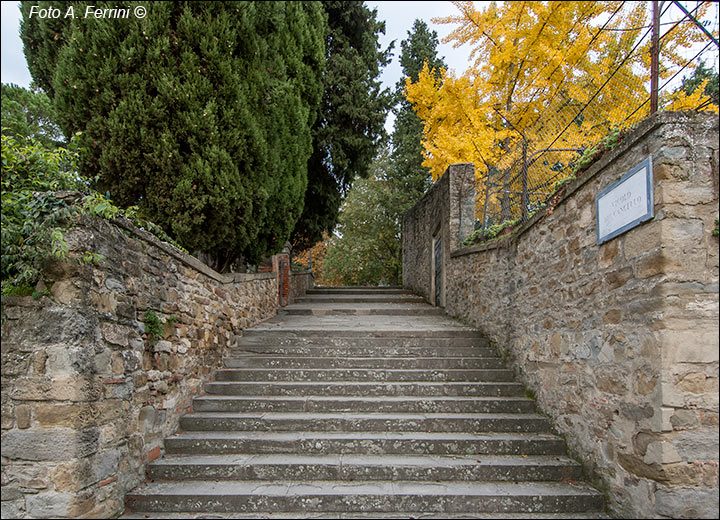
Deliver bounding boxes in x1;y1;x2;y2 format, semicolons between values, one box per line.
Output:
15;404;30;429
2;211;295;518
25;492;72;518
403;112;719;519
655;486;720;518
1;428;99;461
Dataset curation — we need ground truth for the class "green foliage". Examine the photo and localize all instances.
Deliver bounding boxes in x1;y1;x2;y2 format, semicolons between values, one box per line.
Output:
713;218;719;237
165;314;178;328
552;175;576;192
389;20;447;214
144;310;178;346
291;1;392;251
1;129;186;296
1;83;64;148
1;132;84;294
680;60;719;106
143;309;163;347
22;1;326;268
462;217;523;246
322;149;402;286
571;125;625;175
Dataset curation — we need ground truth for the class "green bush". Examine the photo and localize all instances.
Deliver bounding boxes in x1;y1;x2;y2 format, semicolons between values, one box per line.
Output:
2;132;186;297
1;133;85;294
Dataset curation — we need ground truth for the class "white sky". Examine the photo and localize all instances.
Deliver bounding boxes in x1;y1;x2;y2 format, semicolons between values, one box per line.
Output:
0;1;475;134
2;1;717;133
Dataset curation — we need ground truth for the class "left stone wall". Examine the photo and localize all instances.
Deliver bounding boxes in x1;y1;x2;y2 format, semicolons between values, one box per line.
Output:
1;215;279;518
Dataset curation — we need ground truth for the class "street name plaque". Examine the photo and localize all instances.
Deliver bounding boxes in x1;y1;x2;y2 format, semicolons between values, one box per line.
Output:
596;156;653;245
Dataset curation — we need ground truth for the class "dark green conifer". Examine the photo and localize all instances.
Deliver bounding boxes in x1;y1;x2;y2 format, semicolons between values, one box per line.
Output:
21;1;325;268
389;19;446;211
291;1;392;251
1;83;64;147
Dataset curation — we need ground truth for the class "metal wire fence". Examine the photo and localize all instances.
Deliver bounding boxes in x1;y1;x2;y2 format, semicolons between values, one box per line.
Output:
470;0;719;243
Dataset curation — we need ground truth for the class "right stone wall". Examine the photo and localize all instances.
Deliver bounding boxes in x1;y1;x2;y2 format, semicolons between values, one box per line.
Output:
404;112;719;518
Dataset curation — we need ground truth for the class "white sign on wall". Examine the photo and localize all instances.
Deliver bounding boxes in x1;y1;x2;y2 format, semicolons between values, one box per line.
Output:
596;156;654;245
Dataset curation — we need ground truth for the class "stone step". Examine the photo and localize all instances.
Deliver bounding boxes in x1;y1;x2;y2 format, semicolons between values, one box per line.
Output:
230;344;496;357
146;454;583;482
125;480;605;514
122;512;611;519
178;412;550;433
223;356;506;369
295;294;426;304
307;288;409;294
204;381;526;397
314;286;405;290
281;304;444;316
240;329;486;340
191;396;535;414
212;368;515;383
164;431;568;456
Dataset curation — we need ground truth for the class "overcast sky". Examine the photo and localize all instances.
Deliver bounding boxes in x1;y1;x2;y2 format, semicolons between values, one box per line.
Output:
3;2;717;133
0;1;475;134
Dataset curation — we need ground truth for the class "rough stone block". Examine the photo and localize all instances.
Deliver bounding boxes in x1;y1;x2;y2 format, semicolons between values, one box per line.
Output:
623;220;662;260
655;486;720;518
658;182;716;205
605;266;634;290
25;492;72;518
636;248;665;279
660;329;720;365
34;401;126;429
91;290;117;314
660;382;686;408
15;405;30;429
1;427;99;461
51;279;82;305
644;441;682;464
10;377;105;402
674;430;720;462
100;322;130;347
670;409;700;429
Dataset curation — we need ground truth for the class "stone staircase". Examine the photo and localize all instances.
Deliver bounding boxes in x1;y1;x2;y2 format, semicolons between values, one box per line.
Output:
124;287;606;518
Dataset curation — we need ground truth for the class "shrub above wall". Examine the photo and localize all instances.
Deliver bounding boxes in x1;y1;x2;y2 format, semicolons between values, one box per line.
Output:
0;213;287;518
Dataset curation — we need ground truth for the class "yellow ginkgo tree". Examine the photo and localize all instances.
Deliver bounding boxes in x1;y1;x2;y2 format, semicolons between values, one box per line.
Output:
405;0;717;223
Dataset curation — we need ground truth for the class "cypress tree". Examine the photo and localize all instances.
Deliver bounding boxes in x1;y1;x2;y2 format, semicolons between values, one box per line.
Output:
389;19;446;210
21;1;325;268
1;83;64;147
290;1;392;251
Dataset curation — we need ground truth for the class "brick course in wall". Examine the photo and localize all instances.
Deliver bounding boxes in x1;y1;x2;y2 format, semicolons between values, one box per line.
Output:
403;112;719;518
1;215;309;518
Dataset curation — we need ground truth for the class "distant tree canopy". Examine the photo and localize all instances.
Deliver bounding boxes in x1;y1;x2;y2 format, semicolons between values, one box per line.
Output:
679;60;719;107
1;83;64;148
319;20;446;287
290;1;392;252
21;1;329;269
322;147;401;286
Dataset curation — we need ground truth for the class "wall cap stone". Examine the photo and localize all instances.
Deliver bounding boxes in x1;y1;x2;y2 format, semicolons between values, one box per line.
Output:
111;217;275;284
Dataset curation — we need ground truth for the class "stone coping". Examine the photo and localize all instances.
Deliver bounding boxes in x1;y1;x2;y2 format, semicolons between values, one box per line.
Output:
450;111;710;259
112;217;276;284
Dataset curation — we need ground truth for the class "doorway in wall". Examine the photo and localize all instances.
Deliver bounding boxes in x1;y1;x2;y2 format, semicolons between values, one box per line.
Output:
431;231;443;307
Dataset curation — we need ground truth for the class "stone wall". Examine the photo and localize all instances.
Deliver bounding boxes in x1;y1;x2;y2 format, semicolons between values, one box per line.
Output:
402;112;719;518
289;271;314;304
1;215;293;518
403;163;475;306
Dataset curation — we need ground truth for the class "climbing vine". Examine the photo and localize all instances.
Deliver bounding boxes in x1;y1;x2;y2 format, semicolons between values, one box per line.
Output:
1;133;185;298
